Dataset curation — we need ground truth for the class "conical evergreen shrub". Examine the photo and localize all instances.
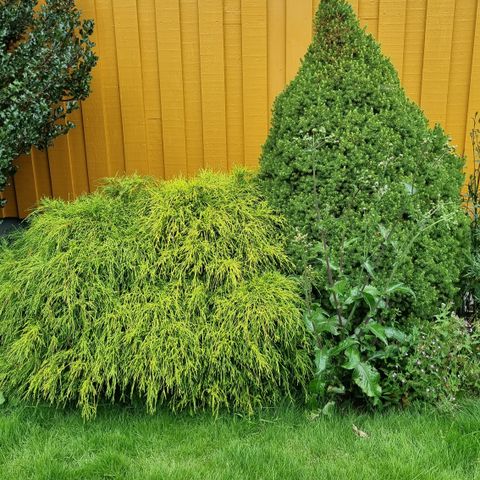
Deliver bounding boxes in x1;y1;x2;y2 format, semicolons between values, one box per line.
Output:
0;172;311;419
259;0;469;320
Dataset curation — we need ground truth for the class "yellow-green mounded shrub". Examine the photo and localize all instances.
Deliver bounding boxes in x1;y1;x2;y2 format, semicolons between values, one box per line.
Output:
0;171;312;419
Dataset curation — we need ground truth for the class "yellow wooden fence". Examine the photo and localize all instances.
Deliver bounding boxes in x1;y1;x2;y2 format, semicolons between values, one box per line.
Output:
2;0;480;218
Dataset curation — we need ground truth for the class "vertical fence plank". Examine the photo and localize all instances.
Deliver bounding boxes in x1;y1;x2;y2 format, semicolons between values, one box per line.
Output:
242;0;268;168
198;0;228;171
67;109;90;196
93;0;125;178
12;148;51;217
179;0;204;175
267;0;286;116
156;0;188;179
14;153;41;217
31;149;52;201
402;0;427;103
138;0;165;178
349;0;359;16
446;0;477;158
359;0;379;37
112;1;149;174
39;120;76;203
224;0;244;168
420;0;456;127
464;2;480;180
378;0;407;79
47;133;74;200
286;0;312;83
0;181;18;218
78;0;111;189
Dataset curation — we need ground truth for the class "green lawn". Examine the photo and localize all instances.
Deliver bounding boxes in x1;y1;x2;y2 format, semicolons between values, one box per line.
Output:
1;401;480;480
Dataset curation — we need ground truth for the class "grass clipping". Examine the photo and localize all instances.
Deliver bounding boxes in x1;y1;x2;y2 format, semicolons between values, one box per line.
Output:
0;171;311;419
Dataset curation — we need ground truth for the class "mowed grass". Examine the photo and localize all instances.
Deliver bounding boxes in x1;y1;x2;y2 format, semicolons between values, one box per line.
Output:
1;401;480;480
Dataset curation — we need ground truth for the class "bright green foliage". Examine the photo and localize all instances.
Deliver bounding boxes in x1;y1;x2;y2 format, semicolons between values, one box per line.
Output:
0;0;97;205
258;0;469;320
0;171;311;419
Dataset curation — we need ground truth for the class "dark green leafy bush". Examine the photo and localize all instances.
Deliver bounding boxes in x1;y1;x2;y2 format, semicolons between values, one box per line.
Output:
304;267;480;409
0;171;312;419
0;0;97;204
259;0;469;321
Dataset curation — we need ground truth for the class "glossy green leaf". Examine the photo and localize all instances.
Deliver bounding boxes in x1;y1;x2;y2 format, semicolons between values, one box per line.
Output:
362;260;375;279
343;346;361;370
314;347;330;375
303;311;315;333
353;362;382;399
331;279;350;296
385;283;416;298
365;321;388;345
362;285;381;312
385;326;408;343
345;286;362;305
330;337;358;356
317;317;340;335
305;307;340;335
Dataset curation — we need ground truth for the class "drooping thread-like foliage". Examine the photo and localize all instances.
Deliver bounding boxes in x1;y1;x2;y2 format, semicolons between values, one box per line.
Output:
0;171;312;419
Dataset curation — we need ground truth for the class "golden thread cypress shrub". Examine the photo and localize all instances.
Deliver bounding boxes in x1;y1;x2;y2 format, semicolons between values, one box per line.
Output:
0;171;312;419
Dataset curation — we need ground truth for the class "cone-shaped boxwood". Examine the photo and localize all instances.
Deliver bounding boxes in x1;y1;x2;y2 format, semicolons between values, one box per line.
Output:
0;172;312;419
258;0;469;320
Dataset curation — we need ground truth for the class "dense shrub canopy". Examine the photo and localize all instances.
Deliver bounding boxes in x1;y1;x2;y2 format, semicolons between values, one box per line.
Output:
258;0;469;321
0;0;97;204
0;172;311;418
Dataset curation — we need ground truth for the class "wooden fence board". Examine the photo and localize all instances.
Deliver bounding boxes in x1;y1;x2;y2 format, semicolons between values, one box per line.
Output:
5;0;479;217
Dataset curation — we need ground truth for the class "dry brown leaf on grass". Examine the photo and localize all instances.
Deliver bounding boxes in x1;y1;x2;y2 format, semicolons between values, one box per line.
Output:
352;424;369;438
